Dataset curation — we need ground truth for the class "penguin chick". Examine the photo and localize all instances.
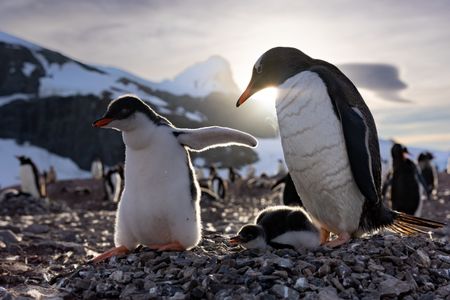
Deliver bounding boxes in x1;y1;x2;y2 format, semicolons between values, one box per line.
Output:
230;206;320;250
91;95;257;262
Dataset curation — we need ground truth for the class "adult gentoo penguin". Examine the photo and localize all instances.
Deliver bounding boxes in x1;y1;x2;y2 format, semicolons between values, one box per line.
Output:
16;155;42;199
236;47;444;246
390;144;427;217
92;95;257;262
229;206;319;250
272;173;303;207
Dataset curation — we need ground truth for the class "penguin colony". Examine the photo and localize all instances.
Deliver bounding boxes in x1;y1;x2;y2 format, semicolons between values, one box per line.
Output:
92;95;257;262
236;47;444;247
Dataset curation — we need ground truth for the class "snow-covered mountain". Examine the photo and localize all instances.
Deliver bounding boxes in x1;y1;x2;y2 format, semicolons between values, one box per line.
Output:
0;31;237;108
157;55;240;97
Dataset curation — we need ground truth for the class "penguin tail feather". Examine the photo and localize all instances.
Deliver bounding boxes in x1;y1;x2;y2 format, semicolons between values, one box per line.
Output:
388;211;445;235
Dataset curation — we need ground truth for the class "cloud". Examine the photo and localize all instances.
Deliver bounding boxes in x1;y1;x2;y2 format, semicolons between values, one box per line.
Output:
338;63;410;103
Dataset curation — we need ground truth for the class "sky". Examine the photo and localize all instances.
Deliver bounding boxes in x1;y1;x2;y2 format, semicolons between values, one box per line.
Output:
1;0;450;151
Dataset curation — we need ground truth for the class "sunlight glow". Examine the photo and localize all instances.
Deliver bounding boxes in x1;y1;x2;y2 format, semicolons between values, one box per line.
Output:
251;87;278;110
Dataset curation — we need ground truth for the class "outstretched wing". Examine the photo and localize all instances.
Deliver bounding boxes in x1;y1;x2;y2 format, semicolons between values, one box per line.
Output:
310;64;382;204
173;126;257;152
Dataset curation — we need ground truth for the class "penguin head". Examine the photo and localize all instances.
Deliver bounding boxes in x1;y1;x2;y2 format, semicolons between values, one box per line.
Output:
229;224;266;249
236;47;313;107
391;143;409;161
15;155;32;165
93;95;171;131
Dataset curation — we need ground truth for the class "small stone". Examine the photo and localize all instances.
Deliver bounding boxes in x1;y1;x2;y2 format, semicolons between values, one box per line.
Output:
270;284;299;300
415;249;431;267
0;230;20;244
437;255;450;264
318;286;339;300
170;292;187;300
335;264;352;279
379;275;411;296
274;257;294;269
317;263;331;277
294;277;309;290
436;284;450;297
24;224;49;234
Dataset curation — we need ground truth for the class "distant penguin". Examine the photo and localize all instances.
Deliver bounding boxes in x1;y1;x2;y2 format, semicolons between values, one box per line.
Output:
47;166;57;184
230;206;320;250
104;167;124;203
209;166;226;199
272;173;303;207
228;167;241;183
16;155;42;199
92;95;257;262
418;152;438;197
91;157;104;180
390;144;427;217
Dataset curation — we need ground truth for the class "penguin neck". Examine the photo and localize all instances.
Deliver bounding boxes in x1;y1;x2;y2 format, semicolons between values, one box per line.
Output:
122;118;159;150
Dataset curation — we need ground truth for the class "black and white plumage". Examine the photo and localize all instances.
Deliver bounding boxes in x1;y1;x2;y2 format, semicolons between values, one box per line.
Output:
418;152;438;197
103;166;124;203
236;47;444;246
92;95;257;262
91;157;104;180
16;155;42;199
388;144;427;217
271;173;303;207
230;206;319;250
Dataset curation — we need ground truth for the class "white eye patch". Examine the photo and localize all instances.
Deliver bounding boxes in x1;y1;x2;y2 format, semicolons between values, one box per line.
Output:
254;54;264;73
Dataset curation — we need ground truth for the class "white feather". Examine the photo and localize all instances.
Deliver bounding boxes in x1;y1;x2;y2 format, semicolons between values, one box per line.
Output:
271;231;320;250
276;71;364;234
19;165;40;198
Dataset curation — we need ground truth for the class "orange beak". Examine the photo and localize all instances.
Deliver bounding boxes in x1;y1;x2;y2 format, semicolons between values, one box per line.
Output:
93;117;113;128
228;236;242;246
236;82;256;107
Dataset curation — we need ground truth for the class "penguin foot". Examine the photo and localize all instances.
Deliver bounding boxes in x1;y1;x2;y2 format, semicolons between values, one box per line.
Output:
324;232;351;248
91;245;129;263
319;228;330;244
148;241;185;252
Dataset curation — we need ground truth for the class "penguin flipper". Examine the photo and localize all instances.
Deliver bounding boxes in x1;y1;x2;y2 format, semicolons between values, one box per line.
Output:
310;65;381;205
173;126;257;152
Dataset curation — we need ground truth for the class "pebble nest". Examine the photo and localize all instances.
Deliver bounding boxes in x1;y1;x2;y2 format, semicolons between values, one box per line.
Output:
1;175;450;299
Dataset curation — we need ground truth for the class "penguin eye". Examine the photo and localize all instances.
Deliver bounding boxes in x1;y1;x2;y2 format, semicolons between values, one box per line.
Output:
120;108;132;116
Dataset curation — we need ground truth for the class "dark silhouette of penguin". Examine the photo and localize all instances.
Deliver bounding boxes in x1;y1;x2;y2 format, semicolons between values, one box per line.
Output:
208;166;226;199
272;173;303;207
418;152;438;197
228;167;241;183
390;144;427;216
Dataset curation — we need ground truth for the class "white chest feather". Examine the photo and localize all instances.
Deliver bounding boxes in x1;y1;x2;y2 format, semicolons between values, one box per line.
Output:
115;125;200;249
276;71;364;234
20;165;40;198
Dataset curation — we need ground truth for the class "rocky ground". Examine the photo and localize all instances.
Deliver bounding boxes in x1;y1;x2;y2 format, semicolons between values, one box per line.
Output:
0;174;450;299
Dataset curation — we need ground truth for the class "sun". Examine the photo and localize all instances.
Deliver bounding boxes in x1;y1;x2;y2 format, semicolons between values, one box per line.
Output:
251;87;278;111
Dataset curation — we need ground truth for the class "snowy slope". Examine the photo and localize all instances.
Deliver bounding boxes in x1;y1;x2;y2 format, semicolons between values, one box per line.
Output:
0;139;89;187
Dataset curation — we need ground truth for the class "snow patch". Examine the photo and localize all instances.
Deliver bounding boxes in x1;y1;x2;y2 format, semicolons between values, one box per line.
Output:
0;139;89;188
185;111;206;122
22;62;36;77
0;93;33;107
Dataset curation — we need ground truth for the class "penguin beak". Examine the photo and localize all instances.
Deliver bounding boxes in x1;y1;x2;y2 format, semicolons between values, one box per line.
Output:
229;236;243;246
93;117;114;128
236;81;257;107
